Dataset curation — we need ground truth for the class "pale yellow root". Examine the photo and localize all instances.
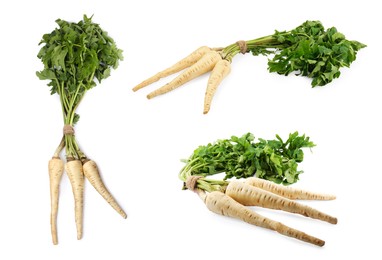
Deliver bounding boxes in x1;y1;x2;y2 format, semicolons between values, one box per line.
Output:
147;51;222;99
245;177;336;200
83;160;127;218
205;191;325;246
203;59;231;114
65;160;84;240
48;157;64;245
226;181;337;224
133;46;211;92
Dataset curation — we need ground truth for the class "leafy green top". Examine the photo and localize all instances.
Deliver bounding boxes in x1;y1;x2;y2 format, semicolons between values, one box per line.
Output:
36;15;123;125
179;132;315;192
222;20;366;87
268;21;366;86
36;15;123;159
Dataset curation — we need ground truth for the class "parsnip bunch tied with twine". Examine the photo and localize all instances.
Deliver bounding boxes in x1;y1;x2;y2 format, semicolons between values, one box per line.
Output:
37;15;126;245
179;132;337;247
133;20;365;114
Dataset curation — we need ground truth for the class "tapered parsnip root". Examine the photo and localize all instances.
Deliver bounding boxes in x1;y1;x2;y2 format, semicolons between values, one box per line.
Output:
147;51;222;99
226;181;337;224
83;160;127;218
133;46;211;92
204;191;325;246
245;177;336;200
65;160;84;240
48;157;64;245
203;59;231;114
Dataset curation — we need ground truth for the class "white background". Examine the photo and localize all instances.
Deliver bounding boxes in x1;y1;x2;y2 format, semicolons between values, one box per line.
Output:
1;0;381;259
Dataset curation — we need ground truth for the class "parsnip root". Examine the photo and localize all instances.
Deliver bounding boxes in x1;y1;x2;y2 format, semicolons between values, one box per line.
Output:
147;51;222;99
65;160;85;240
245;177;336;200
48;157;64;245
133;46;211;92
83;160;127;218
204;191;325;246
203;59;231;114
226;181;337;224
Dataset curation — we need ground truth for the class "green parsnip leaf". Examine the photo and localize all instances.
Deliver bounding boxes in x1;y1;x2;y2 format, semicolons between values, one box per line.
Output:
36;15;123;158
181;132;315;185
36;15;123;122
223;20;365;88
266;21;366;87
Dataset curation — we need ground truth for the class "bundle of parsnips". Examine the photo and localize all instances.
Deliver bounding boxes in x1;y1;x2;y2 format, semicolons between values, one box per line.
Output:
179;132;337;246
36;15;126;244
133;20;365;114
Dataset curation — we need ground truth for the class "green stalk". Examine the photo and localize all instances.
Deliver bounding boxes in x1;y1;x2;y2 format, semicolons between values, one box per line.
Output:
66;84;82;125
221;34;285;62
55;80;68;122
72;137;86;159
179;161;229;193
53;136;65;158
220;28;324;62
64;135;76;159
62;82;83;159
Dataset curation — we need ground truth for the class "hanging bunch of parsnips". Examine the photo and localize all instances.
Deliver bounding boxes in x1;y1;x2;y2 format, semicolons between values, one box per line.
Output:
37;15;126;244
133;20;366;114
179;132;337;247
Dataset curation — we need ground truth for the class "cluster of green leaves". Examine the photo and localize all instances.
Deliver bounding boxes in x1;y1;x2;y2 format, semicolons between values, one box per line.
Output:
266;20;366;86
182;132;315;185
36;15;123;159
36;15;123;125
